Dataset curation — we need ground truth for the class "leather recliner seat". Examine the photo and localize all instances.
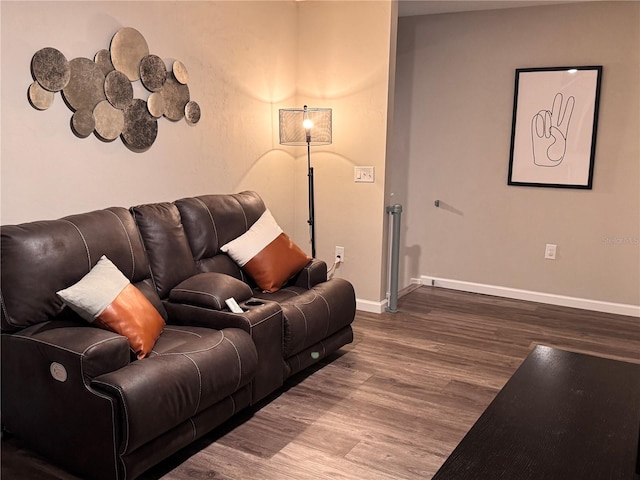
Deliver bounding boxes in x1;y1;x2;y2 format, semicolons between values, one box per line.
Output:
1;191;356;480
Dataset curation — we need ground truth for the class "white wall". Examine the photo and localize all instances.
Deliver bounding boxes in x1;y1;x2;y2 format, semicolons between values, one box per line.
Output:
390;1;640;308
294;1;396;304
1;1;397;308
1;1;298;232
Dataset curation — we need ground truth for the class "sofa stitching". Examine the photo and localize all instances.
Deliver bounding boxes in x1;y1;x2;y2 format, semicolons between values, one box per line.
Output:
61;219;91;270
316;293;332;337
12;332;113;356
104;209;136;280
292;304;308;352
92;380;130;455
243;309;280;331
162;326;203;338
188;418;197;442
222;332;243;391
154;335;225;356
302;264;312;289
82;383;120;478
74;344;123;478
175;303;278;332
182;354;202;416
279;287;301;296
79;336;128;466
230;194;250;231
0;294;12;326
283;293;317;307
193;197;219;251
170;288;223;310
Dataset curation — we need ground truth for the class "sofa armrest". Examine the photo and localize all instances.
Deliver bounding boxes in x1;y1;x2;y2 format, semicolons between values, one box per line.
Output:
290;259;327;289
2;321;131;381
164;301;284;403
1;321;129;479
169;272;253;310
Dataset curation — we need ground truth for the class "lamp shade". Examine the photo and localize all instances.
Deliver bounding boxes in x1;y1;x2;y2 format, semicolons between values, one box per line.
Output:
279;106;332;146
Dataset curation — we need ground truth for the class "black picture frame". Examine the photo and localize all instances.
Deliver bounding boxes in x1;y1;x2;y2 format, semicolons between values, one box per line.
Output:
508;66;602;189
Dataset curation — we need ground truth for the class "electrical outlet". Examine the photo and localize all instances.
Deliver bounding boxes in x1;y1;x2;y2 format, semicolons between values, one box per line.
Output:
354;166;375;183
335;246;344;263
545;244;557;260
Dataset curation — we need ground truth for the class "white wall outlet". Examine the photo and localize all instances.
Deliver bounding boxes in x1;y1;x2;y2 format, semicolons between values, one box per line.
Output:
335;246;345;263
545;244;557;260
354;166;375;183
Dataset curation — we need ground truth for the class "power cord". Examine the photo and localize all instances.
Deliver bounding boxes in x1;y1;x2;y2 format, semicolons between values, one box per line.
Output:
327;255;341;278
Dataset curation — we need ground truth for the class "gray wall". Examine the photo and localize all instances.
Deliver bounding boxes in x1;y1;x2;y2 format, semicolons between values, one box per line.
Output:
390;1;639;306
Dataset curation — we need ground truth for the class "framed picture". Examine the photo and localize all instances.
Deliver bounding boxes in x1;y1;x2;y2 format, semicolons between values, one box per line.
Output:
508;66;602;189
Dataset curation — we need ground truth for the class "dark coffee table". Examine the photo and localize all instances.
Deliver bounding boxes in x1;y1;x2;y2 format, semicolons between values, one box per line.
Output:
432;345;640;480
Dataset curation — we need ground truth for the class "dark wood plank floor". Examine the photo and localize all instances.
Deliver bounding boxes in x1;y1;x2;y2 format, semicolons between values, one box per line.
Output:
3;286;639;479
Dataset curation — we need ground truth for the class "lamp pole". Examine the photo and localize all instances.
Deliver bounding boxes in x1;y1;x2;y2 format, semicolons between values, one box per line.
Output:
305;111;316;258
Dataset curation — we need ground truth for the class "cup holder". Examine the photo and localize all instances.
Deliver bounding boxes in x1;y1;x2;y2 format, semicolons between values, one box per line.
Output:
244;300;264;307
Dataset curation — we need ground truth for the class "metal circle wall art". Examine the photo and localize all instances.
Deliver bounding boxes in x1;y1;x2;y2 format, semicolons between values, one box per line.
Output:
110;27;149;82
161;74;190;121
28;27;201;152
94;49;115;76
140;55;167;92
104;70;133;109
28;81;55;110
122;99;158;151
31;47;70;92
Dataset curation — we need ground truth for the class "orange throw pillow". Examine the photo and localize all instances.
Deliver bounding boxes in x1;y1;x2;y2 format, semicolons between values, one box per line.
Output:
243;232;312;293
57;255;164;359
95;283;165;359
220;209;311;292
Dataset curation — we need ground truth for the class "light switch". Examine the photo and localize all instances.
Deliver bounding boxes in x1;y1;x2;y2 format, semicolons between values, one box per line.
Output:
354;166;375;183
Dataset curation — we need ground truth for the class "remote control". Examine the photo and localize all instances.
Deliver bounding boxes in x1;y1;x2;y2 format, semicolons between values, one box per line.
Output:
225;297;244;313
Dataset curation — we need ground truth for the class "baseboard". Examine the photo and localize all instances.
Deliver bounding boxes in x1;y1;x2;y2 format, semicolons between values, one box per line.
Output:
356;282;421;314
356;298;387;313
419;276;640;318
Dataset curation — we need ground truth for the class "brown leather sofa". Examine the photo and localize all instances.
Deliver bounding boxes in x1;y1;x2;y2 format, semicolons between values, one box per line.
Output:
0;191;355;480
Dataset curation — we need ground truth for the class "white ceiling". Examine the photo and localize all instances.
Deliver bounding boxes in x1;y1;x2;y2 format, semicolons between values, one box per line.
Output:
398;0;603;17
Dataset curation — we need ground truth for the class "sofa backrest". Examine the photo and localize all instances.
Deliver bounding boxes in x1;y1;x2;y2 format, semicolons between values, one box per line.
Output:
130;202;198;299
175;191;265;280
1;207;163;332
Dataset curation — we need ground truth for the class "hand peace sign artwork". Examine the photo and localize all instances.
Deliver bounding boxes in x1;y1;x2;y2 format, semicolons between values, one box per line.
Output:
508;66;602;189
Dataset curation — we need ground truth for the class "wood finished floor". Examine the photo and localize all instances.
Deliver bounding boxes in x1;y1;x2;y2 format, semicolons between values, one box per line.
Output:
2;286;639;479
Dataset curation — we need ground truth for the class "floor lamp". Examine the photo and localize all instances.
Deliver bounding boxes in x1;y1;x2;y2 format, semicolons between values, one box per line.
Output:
279;105;332;258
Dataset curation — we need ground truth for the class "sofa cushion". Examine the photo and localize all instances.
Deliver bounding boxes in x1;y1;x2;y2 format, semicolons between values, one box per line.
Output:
57;256;165;359
252;278;356;358
1;207;160;332
130;202;198;299
220;209;310;293
91;325;258;454
169;272;253;310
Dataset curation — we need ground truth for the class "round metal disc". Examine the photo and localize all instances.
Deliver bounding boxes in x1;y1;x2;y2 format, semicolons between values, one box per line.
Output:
110;27;149;81
71;109;95;138
161;74;190;121
140;54;167;92
94;100;125;141
172;60;188;84
147;92;165;118
31;47;70;92
94;49;115;76
122;98;158;151
28;81;55;110
185;100;201;125
104;70;133;109
62;57;106;111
